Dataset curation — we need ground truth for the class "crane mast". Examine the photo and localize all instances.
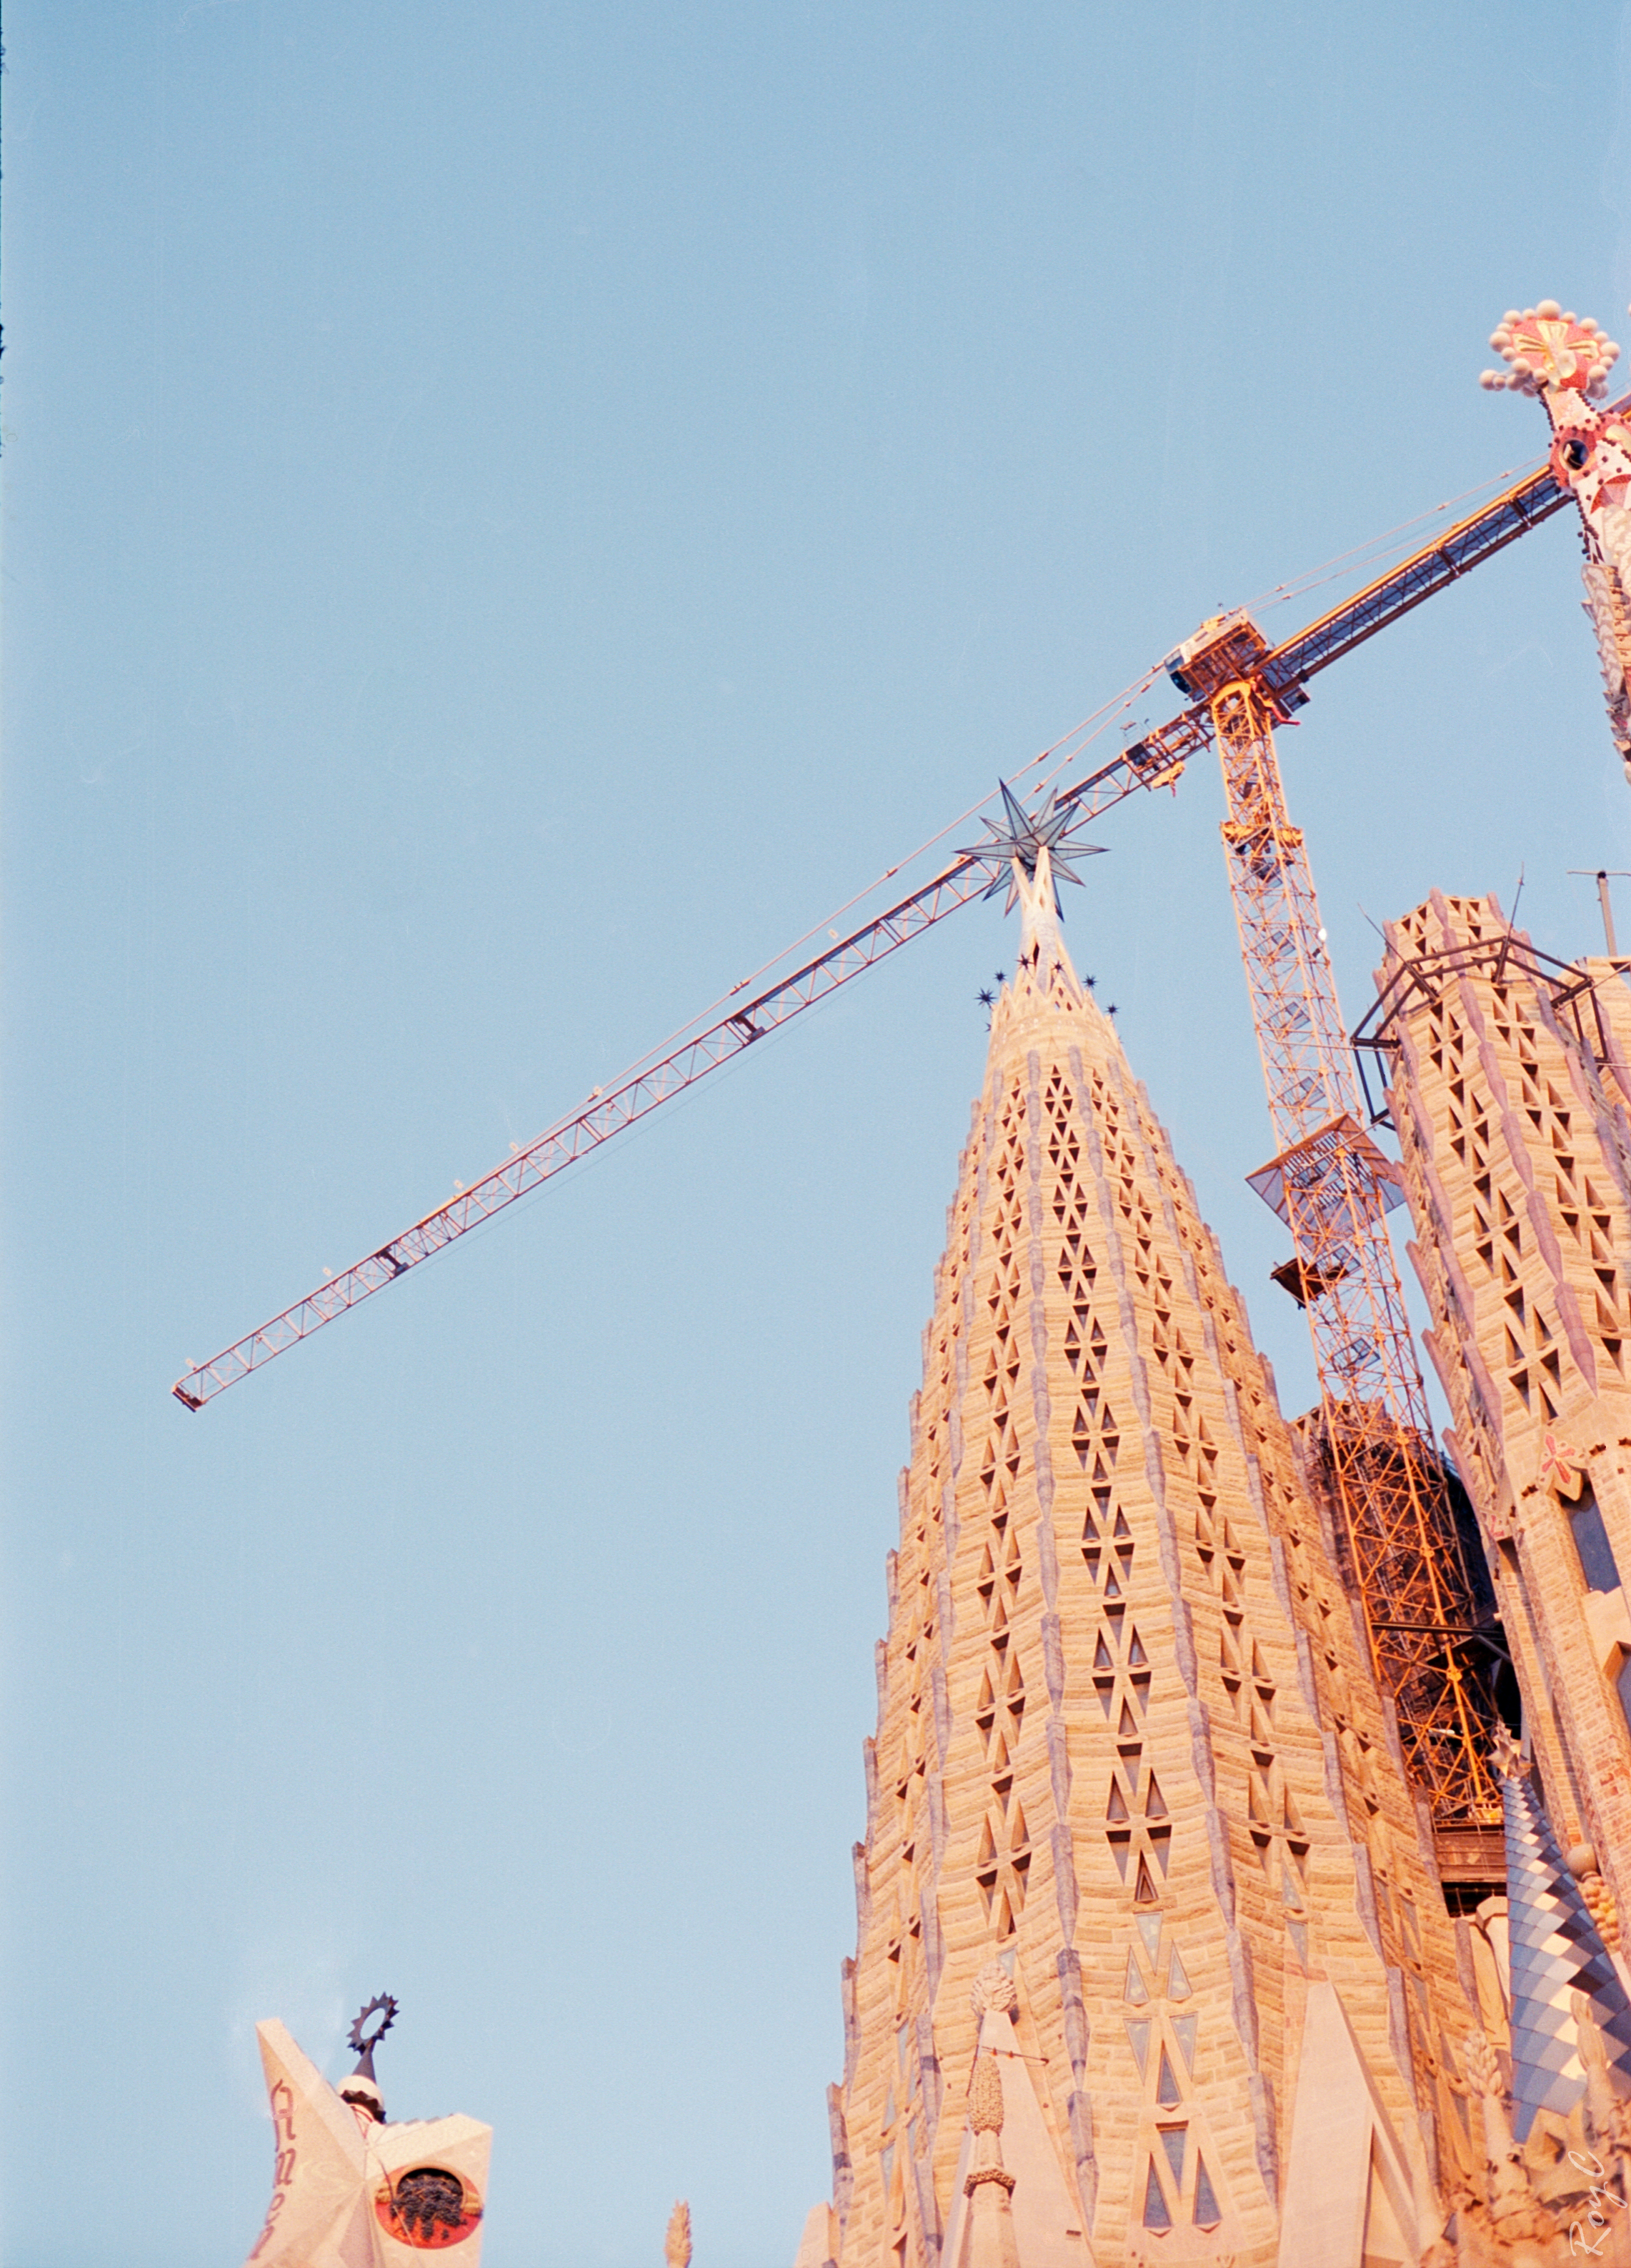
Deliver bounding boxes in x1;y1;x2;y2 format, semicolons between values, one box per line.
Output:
1166;611;1501;1831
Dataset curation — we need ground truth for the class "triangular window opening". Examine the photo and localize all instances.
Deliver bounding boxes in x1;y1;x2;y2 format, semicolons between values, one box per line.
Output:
1141;2159;1173;2233
1106;1777;1130;1822
1134;1855;1159;1904
1144;1775;1169;1820
1155;2047;1182;2108
1113;1511;1132;1538
1127;1628;1148;1668
1158;2125;1186;2182
1192;2154;1222;2229
1124;1949;1149;2005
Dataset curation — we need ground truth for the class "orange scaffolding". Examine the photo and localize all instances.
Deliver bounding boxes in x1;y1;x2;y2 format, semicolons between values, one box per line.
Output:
1172;621;1502;1830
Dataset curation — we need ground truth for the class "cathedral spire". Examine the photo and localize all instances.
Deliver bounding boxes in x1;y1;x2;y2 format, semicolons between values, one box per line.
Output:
802;848;1489;2266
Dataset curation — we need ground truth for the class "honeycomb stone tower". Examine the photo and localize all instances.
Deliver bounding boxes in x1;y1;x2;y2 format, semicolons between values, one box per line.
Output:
1370;891;1631;1955
810;854;1487;2268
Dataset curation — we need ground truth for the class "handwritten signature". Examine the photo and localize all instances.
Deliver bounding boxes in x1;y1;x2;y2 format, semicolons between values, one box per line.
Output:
1567;2148;1624;2257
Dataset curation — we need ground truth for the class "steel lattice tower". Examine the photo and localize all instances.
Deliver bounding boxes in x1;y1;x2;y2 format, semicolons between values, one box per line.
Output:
1164;618;1503;1832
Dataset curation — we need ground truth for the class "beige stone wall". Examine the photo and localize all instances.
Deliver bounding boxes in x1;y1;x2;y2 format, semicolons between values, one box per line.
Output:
1378;892;1631;1934
827;918;1482;2268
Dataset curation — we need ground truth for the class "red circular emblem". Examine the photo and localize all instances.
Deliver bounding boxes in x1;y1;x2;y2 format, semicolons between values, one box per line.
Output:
374;2167;483;2250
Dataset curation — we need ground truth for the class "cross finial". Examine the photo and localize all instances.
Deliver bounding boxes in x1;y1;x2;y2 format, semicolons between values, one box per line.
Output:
1480;301;1622;397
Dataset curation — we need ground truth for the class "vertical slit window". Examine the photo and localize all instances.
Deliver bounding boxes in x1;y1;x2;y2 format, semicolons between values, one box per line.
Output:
1570;1484;1621;1596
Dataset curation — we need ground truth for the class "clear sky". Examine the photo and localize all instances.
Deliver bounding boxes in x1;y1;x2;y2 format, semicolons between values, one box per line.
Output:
6;6;1631;2264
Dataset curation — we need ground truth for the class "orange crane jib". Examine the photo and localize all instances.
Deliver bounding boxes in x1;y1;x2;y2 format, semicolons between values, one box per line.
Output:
171;449;1575;1417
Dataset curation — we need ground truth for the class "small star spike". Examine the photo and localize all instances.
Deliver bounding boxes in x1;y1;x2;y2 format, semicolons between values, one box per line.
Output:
958;779;1106;915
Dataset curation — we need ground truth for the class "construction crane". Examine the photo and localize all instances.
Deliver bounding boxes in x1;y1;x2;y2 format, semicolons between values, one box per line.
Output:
172;365;1626;1842
1129;615;1504;1835
171;446;1578;1417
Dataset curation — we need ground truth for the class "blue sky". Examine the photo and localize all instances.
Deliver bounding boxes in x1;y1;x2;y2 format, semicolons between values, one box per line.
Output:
6;5;1631;2264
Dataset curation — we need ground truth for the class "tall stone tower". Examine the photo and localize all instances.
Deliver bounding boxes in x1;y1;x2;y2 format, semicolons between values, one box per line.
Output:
808;837;1489;2268
1367;891;1631;1962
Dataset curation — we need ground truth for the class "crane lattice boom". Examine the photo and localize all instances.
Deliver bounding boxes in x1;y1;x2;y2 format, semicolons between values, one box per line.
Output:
172;434;1592;1416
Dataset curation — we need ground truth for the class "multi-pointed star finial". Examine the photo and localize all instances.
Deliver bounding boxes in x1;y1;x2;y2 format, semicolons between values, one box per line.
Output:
958;780;1105;915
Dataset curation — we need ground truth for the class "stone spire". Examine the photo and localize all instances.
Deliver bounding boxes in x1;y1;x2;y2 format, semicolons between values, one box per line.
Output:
665;2201;694;2268
805;875;1487;2266
1365;891;1631;1914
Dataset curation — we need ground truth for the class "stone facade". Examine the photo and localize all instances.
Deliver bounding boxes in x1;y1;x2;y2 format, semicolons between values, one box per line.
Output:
809;870;1491;2268
1372;892;1631;1992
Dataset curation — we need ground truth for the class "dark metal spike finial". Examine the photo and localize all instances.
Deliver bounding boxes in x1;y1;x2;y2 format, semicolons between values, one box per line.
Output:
997;777;1032;839
346;1992;398;2082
